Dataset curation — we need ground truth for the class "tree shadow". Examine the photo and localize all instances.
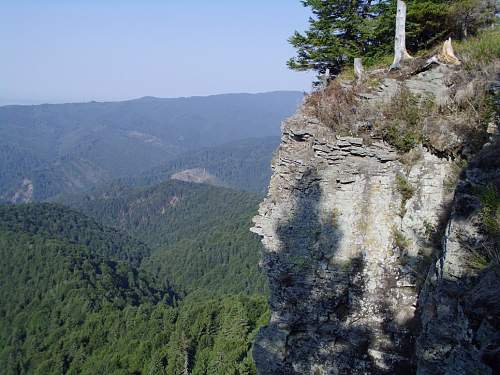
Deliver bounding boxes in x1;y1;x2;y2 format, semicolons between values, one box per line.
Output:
415;135;500;374
254;165;424;374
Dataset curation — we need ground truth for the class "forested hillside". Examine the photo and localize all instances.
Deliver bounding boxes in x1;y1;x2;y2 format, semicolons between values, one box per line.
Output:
0;204;268;374
2;0;495;373
129;136;280;194
61;180;268;295
0;204;150;265
0;92;301;202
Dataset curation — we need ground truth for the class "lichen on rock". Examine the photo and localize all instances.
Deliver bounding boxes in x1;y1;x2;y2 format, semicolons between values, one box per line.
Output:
251;62;499;374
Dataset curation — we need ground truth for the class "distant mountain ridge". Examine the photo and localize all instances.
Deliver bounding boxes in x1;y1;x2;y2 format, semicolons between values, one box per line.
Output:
0;91;302;202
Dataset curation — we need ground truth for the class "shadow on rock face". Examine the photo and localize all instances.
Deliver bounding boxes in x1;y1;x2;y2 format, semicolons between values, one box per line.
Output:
416;136;500;375
254;166;422;374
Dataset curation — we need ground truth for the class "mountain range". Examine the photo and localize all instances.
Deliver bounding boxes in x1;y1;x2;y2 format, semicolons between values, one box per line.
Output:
0;91;301;202
0;91;289;374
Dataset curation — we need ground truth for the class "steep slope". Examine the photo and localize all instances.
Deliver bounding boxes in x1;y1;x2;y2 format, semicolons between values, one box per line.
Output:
416;134;500;374
61;180;268;295
0;144;45;198
163;293;269;375
251;56;498;373
145;210;267;295
0;92;301;201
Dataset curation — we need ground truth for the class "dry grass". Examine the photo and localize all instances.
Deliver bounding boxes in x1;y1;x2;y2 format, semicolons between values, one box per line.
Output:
304;29;498;156
379;69;494;155
304;73;493;155
437;73;494;152
303;80;361;134
464;184;500;270
376;86;436;153
454;27;500;70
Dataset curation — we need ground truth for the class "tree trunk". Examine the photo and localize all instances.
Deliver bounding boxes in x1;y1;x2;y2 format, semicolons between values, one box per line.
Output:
320;68;330;89
439;38;461;65
354;58;364;81
390;0;412;70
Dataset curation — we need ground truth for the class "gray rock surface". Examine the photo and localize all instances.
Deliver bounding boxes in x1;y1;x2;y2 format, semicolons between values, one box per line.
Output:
252;112;453;374
170;168;218;185
251;68;499;374
416;135;500;375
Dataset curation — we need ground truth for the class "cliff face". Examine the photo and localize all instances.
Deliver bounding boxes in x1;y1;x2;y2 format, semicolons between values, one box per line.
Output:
251;65;499;374
417;133;500;374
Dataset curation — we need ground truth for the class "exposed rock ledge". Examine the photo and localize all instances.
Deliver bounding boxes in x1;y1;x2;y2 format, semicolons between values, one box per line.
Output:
251;66;499;374
170;168;219;186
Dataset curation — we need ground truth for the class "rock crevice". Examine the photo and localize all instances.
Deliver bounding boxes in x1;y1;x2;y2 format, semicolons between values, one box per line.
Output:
251;67;499;374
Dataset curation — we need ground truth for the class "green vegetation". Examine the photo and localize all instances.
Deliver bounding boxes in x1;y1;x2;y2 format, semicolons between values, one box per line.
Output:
288;0;496;76
61;180;268;295
455;26;500;69
61;180;261;248
462;184;500;270
303;26;497;154
0;205;171;374
476;185;500;266
0;144;45;199
0;203;150;266
146;216;267;295
0;92;301;202
396;174;415;216
480;185;500;236
164;294;268;375
1;136;279;203
423;220;436;242
381;87;435;153
288;0;387;75
393;227;411;265
466;249;491;270
129;137;280;194
288;255;313;271
0;203;269;374
444;158;468;193
393;228;410;251
383;125;421;154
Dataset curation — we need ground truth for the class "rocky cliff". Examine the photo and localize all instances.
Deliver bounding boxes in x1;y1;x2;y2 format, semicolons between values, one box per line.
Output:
251;63;499;374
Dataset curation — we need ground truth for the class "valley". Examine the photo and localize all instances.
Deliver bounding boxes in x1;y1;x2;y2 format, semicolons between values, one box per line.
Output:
0;92;299;202
0;203;267;374
1;1;498;373
0;92;293;374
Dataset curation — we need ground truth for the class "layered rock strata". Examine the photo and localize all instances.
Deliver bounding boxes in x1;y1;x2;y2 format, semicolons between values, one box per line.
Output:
251;68;499;374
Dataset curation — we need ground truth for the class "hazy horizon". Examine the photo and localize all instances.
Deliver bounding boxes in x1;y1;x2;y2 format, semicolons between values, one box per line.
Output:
0;89;305;107
1;0;314;105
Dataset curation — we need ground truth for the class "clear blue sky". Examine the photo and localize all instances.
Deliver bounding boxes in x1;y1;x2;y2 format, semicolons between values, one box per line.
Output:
0;0;314;104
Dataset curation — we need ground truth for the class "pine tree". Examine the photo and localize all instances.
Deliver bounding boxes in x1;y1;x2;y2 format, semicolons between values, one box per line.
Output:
287;0;378;76
288;0;496;77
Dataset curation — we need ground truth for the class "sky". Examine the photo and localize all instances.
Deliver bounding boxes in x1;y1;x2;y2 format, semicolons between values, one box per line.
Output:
0;0;315;105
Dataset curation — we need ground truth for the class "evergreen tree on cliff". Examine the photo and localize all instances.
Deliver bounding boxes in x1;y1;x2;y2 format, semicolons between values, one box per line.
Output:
287;0;378;76
288;0;496;77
